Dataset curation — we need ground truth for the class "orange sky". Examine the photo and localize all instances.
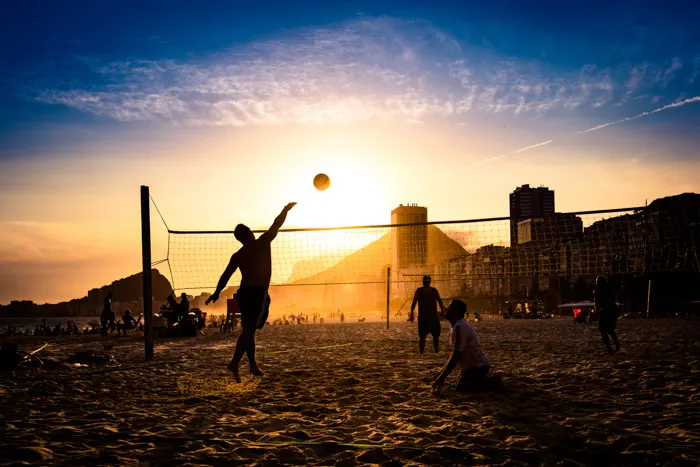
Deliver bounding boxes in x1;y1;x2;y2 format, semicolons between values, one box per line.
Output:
1;121;698;304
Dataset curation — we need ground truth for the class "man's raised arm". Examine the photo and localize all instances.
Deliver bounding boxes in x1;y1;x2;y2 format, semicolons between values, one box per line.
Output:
260;202;296;242
206;254;239;305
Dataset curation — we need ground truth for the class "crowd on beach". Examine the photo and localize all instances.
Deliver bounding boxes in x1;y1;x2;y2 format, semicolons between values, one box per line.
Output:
2;319;95;337
206;311;349;332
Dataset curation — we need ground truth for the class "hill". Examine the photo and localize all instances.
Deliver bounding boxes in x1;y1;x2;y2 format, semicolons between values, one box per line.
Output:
0;269;172;317
646;192;700;214
290;225;469;284
90;269;173;303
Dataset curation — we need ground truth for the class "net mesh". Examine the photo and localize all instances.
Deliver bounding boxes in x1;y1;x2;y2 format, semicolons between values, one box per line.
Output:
164;206;699;314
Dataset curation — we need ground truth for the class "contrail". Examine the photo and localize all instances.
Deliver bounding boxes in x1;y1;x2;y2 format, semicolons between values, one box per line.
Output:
581;96;700;134
471;95;700;167
470;140;553;167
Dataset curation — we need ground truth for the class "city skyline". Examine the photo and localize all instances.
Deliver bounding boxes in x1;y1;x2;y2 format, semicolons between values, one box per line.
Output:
3;187;697;309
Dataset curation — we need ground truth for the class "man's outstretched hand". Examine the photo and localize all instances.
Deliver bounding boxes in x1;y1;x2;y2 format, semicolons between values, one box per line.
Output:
205;292;220;306
284;202;297;212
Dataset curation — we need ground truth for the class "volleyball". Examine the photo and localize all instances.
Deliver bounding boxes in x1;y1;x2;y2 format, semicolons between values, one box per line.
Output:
313;173;331;191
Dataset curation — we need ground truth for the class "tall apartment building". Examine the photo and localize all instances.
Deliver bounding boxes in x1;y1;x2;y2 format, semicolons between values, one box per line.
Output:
509;184;555;246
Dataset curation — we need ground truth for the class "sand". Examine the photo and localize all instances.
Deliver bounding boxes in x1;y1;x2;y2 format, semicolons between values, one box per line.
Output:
1;318;699;466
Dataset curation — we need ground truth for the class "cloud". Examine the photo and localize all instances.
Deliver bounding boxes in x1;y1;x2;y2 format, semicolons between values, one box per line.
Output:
626;63;649;92
33;17;695;127
691;54;700;83
625;57;687;93
661;57;683;87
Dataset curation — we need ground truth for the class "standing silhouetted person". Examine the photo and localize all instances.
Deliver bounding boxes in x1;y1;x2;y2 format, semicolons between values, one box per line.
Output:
206;202;296;382
101;291;115;336
179;293;190;320
594;276;621;356
409;275;445;354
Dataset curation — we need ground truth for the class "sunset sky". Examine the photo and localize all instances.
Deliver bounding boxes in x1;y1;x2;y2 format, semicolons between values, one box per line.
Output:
1;1;699;304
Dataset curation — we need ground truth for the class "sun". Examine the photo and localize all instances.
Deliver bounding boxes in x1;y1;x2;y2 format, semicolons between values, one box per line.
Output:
294;167;390;229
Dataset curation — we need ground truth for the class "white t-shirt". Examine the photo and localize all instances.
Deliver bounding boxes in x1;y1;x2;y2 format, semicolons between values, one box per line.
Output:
450;319;490;370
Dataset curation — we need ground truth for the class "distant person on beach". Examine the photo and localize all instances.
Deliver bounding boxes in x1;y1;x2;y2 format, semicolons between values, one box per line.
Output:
409;275;445;354
165;294;179;326
206;202;296;382
101;291;115;336
594;276;621;356
117;309;140;336
432;299;495;395
179;293;190;318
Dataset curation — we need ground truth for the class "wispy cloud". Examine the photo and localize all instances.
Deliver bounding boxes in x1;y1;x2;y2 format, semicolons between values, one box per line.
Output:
34;17;696;127
691;54;700;83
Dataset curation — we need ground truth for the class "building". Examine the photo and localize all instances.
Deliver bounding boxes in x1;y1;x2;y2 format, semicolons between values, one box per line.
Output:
433;255;470;297
192;292;211;309
391;203;428;279
517;213;583;247
465;245;510;297
509;184;555;246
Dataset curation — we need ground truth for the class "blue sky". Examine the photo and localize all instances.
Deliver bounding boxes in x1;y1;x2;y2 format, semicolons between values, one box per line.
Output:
2;0;700;147
1;0;699;303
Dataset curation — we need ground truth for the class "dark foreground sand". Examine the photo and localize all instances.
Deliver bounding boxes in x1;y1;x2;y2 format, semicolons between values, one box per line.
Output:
1;318;699;466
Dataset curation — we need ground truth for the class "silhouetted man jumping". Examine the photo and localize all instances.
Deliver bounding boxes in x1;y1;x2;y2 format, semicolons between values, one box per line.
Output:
409;275;445;354
206;202;296;382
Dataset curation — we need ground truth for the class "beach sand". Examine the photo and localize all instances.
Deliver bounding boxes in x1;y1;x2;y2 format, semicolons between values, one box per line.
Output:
1;318;699;466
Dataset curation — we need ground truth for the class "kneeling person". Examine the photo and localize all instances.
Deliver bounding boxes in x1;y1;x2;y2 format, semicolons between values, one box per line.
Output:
117;309;140;336
432;299;494;395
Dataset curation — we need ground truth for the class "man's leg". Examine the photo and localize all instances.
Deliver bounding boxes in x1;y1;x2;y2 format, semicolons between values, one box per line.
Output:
419;335;426;355
610;330;620;352
600;330;614;355
246;332;262;375
228;326;254;383
456;366;490;393
432;323;441;353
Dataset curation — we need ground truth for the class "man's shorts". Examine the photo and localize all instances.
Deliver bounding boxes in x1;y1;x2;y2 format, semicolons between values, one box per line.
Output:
598;314;618;333
236;286;270;330
418;316;441;337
